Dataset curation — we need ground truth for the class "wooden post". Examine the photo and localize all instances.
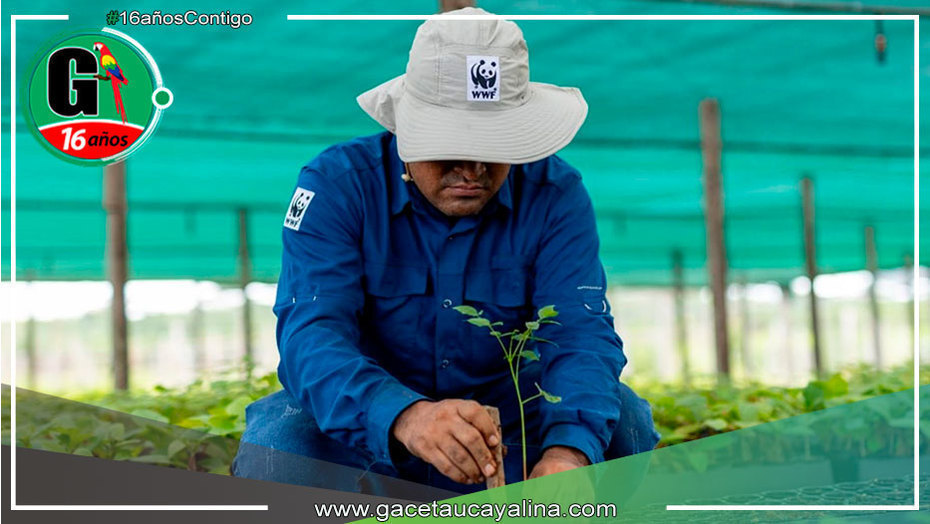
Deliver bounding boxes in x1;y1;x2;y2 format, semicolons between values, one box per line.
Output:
864;225;881;367
439;0;475;12
238;208;253;376
699;98;730;381
672;250;691;385
801;176;823;377
104;160;129;390
484;406;505;488
739;278;753;380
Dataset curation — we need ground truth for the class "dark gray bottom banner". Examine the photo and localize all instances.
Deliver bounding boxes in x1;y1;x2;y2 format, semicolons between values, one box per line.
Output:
3;443;424;523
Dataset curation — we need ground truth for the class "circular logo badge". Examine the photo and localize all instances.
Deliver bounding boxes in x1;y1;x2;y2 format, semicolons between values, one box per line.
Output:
24;28;171;165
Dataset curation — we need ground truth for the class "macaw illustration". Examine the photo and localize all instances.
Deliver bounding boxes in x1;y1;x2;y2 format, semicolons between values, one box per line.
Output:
93;42;129;124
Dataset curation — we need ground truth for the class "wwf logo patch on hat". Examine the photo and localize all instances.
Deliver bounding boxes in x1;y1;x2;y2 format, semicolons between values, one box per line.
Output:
466;55;499;102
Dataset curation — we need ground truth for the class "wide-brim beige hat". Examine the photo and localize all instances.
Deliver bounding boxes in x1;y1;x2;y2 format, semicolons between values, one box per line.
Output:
357;7;587;164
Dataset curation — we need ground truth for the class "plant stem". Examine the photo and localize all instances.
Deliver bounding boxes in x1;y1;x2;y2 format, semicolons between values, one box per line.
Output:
510;327;534;481
492;321;540;481
513;328;532;383
493;333;510;361
521;392;542;405
509;361;528;481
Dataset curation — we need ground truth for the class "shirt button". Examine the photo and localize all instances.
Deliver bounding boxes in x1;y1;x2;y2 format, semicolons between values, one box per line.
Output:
448;234;455;240
441;359;450;369
442;299;453;308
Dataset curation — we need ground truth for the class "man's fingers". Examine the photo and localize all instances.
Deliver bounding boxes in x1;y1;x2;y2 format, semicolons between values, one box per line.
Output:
431;444;478;485
440;434;484;482
399;399;507;485
456;401;500;447
452;423;497;478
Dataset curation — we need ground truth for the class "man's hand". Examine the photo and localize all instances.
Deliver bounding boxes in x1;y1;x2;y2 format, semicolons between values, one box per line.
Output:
392;399;501;485
529;446;590;479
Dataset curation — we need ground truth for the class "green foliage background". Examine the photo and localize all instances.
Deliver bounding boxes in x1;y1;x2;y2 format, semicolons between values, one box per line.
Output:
636;365;927;448
2;370;280;474
2;365;925;476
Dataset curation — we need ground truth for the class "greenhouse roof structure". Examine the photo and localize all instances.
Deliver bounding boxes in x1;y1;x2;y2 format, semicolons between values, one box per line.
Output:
1;0;926;285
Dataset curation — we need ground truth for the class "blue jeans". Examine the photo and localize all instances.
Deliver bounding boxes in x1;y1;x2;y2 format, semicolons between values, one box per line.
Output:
232;383;660;497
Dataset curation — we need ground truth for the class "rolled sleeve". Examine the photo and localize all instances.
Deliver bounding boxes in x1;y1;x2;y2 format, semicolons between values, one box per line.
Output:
541;423;606;465
366;382;429;466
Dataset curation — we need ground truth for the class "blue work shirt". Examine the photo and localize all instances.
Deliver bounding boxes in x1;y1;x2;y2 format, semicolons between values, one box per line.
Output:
274;132;627;472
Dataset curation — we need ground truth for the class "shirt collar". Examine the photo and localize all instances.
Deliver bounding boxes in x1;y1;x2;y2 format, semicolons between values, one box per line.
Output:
388;133;514;217
388;134;412;216
495;165;514;213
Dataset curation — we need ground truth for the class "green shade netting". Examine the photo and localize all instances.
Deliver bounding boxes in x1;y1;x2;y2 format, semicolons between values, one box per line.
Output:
1;0;925;285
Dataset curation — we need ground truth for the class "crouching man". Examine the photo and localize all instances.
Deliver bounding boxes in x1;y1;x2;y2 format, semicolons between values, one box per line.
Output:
232;8;660;495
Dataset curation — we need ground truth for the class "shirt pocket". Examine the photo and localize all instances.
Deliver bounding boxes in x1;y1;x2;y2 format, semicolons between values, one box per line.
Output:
362;262;430;378
461;254;534;379
464;254;532;311
364;262;428;298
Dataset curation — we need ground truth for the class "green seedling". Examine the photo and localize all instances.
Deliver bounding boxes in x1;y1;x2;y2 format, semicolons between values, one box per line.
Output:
453;304;562;481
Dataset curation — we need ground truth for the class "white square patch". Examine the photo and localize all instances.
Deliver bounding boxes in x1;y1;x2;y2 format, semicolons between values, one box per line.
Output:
284;187;315;231
466;55;500;102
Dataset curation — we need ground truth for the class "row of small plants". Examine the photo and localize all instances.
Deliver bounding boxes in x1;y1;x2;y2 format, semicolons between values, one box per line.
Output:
635;364;927;447
639;365;928;474
1;369;280;474
2;364;925;474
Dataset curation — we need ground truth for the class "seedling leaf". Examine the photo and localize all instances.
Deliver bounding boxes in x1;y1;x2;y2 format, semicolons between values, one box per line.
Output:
453;305;480;317
535;383;562;403
129;409;170;424
537;305;559;319
167;439;187;457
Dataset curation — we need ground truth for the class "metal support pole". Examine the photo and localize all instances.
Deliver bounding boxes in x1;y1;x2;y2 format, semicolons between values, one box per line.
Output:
865;225;881;367
672;250;691;385
238;208;253;376
103;160;129;390
801;176;823;377
699;98;731;381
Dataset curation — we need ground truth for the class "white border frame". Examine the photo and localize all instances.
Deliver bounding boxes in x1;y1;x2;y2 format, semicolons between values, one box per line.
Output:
2;11;920;514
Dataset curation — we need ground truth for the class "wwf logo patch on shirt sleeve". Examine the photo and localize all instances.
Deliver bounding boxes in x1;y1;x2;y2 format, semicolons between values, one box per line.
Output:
284;187;315;231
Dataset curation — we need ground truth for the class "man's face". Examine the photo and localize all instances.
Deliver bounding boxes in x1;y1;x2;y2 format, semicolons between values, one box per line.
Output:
406;160;510;217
